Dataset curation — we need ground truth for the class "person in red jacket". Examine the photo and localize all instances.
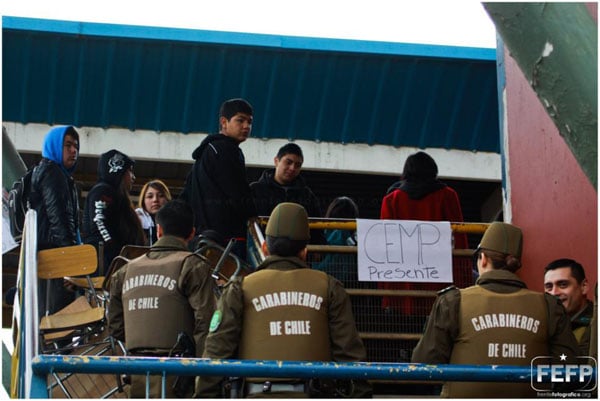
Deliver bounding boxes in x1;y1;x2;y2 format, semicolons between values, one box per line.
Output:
379;152;468;344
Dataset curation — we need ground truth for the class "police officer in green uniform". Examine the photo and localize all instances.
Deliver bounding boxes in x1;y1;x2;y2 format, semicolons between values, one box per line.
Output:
411;222;579;398
195;202;372;398
109;200;217;398
544;258;594;356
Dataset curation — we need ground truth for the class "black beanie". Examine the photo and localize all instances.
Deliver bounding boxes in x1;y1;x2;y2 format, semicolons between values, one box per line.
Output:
98;149;135;188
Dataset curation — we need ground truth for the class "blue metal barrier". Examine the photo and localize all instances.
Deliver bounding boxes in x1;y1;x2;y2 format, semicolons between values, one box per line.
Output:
32;355;533;381
30;354;539;398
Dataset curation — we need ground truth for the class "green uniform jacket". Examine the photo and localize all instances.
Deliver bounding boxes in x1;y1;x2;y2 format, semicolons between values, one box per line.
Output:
109;235;216;355
411;269;580;397
108;235;216;398
572;299;594;356
195;255;371;398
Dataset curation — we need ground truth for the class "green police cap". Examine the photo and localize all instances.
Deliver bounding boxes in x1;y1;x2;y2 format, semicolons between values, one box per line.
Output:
478;222;523;260
266;202;310;241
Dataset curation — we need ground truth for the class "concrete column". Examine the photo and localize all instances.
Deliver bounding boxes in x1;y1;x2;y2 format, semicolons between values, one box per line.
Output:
483;2;598;189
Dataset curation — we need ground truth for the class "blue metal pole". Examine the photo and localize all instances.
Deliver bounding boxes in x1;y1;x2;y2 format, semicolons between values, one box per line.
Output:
32;355;534;382
29;373;48;399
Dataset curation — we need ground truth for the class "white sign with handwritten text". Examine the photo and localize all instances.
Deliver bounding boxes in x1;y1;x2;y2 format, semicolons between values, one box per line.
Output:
357;219;453;283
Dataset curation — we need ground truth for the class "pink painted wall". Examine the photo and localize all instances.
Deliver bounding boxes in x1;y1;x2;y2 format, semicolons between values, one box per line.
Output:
503;50;597;292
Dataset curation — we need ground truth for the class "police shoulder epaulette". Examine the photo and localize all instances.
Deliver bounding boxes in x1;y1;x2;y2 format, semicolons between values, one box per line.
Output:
438;285;458;295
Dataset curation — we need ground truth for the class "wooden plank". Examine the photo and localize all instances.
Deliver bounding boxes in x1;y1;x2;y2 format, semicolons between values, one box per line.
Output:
37;245;97;279
40;307;104;331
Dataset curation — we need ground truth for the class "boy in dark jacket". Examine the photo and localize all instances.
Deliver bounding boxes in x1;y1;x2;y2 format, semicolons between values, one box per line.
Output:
250;143;326;245
180;98;257;259
30;125;81;315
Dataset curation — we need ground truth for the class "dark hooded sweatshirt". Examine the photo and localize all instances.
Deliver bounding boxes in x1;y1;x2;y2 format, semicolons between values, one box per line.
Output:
179;134;256;242
82;149;144;272
250;169;326;245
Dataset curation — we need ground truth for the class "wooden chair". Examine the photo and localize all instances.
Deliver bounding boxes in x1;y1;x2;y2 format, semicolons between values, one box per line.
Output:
102;256;131;292
63;277;105;307
118;245;151;260
64;245;151;303
37;244;105;353
45;328;128;399
195;238;252;290
102;245;151;292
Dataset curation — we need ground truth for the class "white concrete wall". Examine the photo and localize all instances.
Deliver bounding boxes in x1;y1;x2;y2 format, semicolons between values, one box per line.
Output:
4;122;501;181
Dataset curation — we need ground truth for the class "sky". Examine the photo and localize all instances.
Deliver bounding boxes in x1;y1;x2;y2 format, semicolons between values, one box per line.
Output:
1;0;497;48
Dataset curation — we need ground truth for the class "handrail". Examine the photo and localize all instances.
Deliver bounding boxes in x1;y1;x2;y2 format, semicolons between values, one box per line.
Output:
30;354;534;382
345;288;438;297
254;217;491;234
27;355;597;398
306;244;476;257
358;332;422;340
307;244;358;253
251;217;487;259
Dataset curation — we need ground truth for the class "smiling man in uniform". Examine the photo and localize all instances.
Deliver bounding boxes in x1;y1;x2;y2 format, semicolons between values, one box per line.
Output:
544;258;593;355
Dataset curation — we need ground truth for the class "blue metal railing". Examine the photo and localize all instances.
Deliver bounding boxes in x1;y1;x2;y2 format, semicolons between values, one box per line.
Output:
31;356;532;382
29;355;597;398
30;355;537;398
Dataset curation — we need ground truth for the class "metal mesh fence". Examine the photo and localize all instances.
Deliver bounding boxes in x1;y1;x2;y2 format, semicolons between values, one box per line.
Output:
308;250;475;363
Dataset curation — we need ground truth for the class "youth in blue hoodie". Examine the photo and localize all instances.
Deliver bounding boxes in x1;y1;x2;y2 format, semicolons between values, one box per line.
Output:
30;125;81;316
31;125;81;250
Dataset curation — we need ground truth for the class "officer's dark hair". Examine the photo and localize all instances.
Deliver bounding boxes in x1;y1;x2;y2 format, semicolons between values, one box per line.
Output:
402;151;438;182
276;143;303;160
477;248;521;273
265;236;307;257
219;98;253;120
155;199;194;239
544;258;586;283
